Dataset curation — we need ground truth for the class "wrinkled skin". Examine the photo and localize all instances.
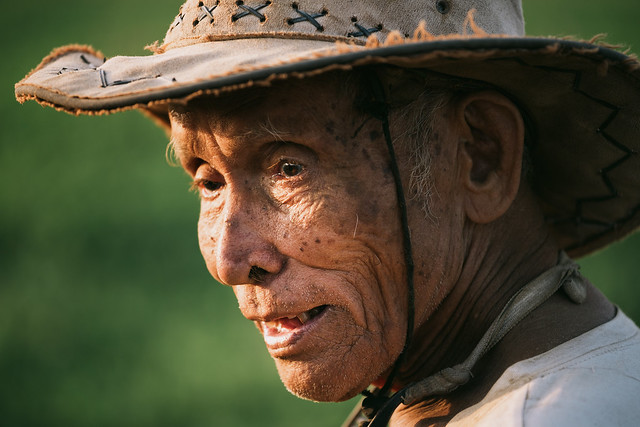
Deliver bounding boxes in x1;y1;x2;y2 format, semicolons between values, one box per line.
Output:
169;72;615;423
169;77;413;401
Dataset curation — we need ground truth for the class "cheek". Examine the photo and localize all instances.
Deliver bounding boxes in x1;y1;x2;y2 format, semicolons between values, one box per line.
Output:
272;166;408;325
280;187;400;276
197;204;226;280
272;268;409;402
279;188;340;234
265;262;409;402
197;215;217;279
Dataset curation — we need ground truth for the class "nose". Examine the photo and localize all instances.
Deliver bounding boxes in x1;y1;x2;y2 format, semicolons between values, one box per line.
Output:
205;198;285;286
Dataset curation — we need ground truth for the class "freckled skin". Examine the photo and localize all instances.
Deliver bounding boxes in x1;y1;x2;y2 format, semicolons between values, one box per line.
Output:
168;73;616;425
169;76;413;402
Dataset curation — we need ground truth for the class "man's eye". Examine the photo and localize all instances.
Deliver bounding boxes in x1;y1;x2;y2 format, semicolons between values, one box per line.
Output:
279;162;304;177
202;180;223;191
192;179;223;198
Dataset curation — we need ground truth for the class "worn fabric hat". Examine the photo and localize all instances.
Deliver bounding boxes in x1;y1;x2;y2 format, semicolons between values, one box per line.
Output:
15;0;640;257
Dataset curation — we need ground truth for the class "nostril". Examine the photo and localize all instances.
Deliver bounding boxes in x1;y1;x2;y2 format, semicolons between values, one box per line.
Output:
249;266;268;283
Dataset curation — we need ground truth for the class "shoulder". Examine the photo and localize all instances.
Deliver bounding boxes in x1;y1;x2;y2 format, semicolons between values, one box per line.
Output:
521;365;640;425
449;310;640;426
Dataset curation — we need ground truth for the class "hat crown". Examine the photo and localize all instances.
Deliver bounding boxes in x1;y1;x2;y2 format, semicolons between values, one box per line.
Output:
162;0;524;50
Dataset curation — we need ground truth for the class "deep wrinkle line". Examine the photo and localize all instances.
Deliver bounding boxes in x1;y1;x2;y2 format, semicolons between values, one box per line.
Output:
356;69;416;425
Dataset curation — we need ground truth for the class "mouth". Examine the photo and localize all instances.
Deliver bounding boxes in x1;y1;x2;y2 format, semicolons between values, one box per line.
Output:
260;305;328;351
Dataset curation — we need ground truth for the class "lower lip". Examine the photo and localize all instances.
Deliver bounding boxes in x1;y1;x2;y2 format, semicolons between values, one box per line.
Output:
261;308;328;353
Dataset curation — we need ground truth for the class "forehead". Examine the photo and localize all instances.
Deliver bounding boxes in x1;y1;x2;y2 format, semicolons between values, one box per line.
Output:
169;73;359;131
167;72;368;163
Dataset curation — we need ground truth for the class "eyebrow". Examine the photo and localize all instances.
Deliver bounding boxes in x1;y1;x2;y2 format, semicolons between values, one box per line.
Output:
168;107;295;166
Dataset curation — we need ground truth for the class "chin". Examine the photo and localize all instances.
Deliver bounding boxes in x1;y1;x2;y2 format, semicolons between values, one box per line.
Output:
270;325;409;404
274;358;370;402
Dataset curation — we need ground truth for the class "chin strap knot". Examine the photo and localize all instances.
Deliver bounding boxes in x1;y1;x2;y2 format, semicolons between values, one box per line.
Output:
562;273;587;304
345;252;586;427
399;252;583;409
361;391;390;419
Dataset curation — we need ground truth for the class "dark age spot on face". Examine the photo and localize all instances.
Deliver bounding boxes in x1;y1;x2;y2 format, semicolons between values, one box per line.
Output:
360;147;381;172
335;134;348;146
362;198;380;222
325;120;349;146
303;241;308;246
325;121;335;135
345;179;381;223
345;178;361;198
315;238;321;244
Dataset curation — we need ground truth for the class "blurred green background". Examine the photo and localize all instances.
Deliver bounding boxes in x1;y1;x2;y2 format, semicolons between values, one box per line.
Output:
1;1;638;426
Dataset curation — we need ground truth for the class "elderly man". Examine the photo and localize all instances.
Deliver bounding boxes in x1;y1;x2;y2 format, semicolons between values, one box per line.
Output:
15;0;640;425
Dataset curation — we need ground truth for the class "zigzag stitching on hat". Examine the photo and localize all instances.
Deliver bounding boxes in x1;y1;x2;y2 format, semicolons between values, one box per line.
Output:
512;59;639;249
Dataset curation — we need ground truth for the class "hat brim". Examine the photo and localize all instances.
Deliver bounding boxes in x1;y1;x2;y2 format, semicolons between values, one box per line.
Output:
15;36;640;257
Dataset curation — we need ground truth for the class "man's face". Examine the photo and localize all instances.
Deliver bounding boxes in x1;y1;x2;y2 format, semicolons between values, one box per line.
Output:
169;76;453;402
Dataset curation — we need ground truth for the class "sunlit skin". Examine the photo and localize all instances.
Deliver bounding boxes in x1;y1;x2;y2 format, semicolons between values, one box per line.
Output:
170;77;411;401
169;73;615;425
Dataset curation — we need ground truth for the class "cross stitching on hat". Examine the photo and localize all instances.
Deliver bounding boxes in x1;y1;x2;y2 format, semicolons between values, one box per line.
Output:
286;3;327;31
198;1;220;24
232;1;271;22
171;12;185;30
348;17;382;38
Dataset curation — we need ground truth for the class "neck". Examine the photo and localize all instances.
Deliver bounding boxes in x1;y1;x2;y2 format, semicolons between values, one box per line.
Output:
386;200;615;425
398;212;559;386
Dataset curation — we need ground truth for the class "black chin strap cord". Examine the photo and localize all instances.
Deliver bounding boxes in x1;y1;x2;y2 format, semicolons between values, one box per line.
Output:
356;70;416;425
363;252;585;427
346;73;587;427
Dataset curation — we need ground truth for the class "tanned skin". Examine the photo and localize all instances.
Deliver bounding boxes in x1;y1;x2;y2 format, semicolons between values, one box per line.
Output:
168;73;615;426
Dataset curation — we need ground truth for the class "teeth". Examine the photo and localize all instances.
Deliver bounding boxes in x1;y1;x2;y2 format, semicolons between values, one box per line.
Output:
275;306;326;326
297;311;311;324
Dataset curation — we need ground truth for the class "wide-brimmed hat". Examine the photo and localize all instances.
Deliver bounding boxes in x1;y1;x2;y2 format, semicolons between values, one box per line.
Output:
15;0;640;257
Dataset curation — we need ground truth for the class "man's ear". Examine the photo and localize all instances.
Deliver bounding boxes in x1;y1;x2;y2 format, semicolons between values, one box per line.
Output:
455;91;525;224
